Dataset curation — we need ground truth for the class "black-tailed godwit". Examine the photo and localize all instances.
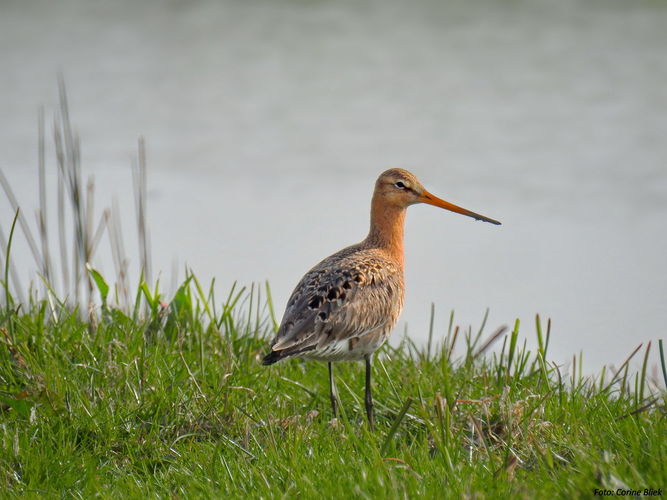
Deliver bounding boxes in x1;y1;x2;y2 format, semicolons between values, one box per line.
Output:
263;168;500;428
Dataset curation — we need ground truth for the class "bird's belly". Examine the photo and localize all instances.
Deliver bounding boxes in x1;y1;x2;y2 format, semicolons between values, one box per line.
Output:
303;326;392;362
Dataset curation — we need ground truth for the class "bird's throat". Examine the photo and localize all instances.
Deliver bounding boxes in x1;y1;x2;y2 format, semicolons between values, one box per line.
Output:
365;194;406;267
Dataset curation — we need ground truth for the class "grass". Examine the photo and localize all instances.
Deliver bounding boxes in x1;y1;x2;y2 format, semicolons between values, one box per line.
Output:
1;83;666;498
0;276;665;498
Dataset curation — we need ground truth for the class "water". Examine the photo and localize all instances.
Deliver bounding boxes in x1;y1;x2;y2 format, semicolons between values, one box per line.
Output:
2;0;667;370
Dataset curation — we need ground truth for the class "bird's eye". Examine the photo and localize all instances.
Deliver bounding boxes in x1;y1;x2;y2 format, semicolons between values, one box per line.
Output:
394;181;406;189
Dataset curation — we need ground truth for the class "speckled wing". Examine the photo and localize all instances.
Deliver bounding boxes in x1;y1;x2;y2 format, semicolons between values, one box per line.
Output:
264;245;403;362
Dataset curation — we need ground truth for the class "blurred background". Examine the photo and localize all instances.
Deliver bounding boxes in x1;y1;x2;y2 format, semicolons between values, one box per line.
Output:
1;0;666;369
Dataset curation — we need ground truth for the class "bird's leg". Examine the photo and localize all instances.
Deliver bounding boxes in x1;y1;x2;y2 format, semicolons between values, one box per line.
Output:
328;362;339;417
365;354;375;430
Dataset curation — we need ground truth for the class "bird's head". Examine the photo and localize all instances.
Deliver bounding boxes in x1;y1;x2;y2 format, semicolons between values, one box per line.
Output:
375;168;501;225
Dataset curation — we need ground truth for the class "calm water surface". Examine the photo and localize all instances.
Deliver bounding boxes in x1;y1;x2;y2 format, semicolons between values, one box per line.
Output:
2;0;667;370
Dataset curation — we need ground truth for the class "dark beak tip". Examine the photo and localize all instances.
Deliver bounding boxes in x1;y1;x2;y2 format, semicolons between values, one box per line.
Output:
477;216;501;225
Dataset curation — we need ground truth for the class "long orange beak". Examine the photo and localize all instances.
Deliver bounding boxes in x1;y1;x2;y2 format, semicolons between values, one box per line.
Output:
419;190;501;225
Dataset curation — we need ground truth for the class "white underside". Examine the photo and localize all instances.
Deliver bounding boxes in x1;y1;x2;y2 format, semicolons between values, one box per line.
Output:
300;334;388;362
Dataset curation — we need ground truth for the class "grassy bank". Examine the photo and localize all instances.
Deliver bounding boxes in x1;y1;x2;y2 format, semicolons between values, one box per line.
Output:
1;87;665;498
0;275;665;498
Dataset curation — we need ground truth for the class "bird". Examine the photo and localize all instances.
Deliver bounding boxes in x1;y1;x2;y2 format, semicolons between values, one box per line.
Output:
262;168;500;428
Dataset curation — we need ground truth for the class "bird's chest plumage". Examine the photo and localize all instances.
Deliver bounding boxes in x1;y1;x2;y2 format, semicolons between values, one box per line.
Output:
270;244;406;362
299;254;405;361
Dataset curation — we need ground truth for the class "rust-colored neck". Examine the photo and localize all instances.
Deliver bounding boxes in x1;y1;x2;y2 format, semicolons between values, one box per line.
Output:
364;191;406;268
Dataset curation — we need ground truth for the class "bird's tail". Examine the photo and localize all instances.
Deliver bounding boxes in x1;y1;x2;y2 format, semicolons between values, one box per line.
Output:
262;350;283;365
262;344;317;365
